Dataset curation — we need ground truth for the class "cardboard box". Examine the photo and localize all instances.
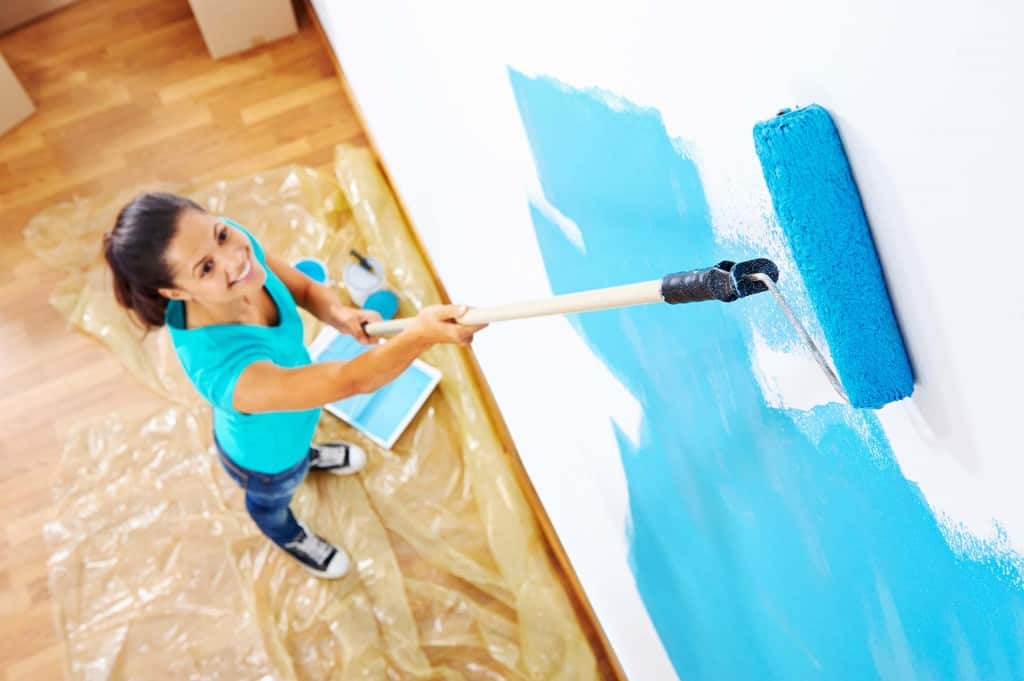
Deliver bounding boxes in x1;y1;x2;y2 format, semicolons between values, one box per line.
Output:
0;0;79;35
0;52;34;135
188;0;298;60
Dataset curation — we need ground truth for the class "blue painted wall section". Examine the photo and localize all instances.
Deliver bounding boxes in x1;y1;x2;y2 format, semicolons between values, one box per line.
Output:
508;70;1024;681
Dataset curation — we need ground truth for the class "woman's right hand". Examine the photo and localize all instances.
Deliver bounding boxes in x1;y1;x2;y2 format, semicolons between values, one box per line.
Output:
409;304;488;347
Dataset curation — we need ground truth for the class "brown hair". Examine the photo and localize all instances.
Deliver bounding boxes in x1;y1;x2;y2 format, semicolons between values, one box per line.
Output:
102;192;203;329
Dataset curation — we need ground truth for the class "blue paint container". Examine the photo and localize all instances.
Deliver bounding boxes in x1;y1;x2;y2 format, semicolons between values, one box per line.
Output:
364;289;400;320
293;257;328;284
343;252;401;321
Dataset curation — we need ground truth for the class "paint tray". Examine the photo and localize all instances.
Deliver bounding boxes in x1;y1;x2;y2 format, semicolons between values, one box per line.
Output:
308;327;442;449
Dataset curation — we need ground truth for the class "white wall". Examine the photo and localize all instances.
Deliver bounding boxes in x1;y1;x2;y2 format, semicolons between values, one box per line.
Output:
311;1;1024;677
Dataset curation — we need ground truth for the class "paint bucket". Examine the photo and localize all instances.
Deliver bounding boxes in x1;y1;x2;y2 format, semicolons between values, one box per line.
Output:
344;253;401;321
343;255;388;306
293;257;328;284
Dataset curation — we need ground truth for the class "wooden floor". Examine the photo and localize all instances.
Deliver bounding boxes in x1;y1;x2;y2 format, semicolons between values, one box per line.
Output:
0;1;368;677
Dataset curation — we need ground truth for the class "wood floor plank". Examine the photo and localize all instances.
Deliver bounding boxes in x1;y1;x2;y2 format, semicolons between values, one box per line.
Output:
157;53;274;103
0;155;128;211
240;78;341;125
13;83;133;136
0;133;45;164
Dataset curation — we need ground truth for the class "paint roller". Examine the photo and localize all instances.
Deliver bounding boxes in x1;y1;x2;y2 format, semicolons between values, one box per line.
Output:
752;105;913;408
365;104;914;410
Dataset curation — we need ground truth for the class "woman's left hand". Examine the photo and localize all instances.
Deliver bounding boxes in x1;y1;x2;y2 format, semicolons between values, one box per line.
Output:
325;304;382;345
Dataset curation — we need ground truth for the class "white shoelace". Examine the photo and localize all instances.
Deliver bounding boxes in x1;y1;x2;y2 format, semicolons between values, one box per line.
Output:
313;444;349;467
287;531;333;565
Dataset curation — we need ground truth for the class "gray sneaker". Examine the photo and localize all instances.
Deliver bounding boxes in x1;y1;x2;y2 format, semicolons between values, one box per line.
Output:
283;521;350;579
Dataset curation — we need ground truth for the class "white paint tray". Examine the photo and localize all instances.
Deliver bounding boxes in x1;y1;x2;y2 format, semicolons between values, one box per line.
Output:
308;327;442;450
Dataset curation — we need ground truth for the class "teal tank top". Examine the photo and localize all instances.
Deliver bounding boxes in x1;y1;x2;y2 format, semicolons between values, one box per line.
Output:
166;219;320;473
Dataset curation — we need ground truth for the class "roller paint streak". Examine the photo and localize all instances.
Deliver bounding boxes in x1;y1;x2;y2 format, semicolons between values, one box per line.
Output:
510;70;1024;681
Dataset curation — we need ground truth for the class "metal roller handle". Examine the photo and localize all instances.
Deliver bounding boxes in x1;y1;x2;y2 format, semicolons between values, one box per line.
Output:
742;272;849;404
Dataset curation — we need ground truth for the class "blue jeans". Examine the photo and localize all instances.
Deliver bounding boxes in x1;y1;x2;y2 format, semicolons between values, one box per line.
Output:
215;436;311;547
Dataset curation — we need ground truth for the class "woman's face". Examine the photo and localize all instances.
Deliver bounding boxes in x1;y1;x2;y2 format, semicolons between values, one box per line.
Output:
161;209;267;305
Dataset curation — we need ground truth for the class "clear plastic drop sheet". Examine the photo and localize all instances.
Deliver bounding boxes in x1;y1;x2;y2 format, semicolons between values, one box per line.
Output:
27;149;600;680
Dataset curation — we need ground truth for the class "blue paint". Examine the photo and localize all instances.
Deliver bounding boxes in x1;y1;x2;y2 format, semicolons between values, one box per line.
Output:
313;333;438;448
364;289;400;320
293;257;328;283
753;106;914;408
509;71;1024;680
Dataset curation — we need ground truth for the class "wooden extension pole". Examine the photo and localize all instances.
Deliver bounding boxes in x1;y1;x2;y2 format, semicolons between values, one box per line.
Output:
364;279;664;337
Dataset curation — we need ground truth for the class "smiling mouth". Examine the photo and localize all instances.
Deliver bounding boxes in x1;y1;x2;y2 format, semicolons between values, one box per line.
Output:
230;255;252;287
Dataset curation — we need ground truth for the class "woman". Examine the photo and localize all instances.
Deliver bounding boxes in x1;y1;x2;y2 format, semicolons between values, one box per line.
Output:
103;192;486;578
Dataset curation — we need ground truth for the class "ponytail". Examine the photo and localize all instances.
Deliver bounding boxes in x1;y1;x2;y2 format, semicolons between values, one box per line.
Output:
103;192;203;330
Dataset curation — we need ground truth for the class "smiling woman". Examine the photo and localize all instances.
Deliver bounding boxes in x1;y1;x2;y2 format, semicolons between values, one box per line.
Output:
161;213;276;328
101;191;487;578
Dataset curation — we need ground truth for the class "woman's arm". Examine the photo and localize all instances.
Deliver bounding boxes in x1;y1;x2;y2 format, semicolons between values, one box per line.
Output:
233;327;431;413
232;304;487;414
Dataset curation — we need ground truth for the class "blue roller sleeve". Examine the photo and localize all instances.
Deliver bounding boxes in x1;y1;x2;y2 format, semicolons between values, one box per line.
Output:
753;105;914;408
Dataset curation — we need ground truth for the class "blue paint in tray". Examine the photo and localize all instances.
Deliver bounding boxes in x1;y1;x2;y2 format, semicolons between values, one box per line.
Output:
310;330;440;449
